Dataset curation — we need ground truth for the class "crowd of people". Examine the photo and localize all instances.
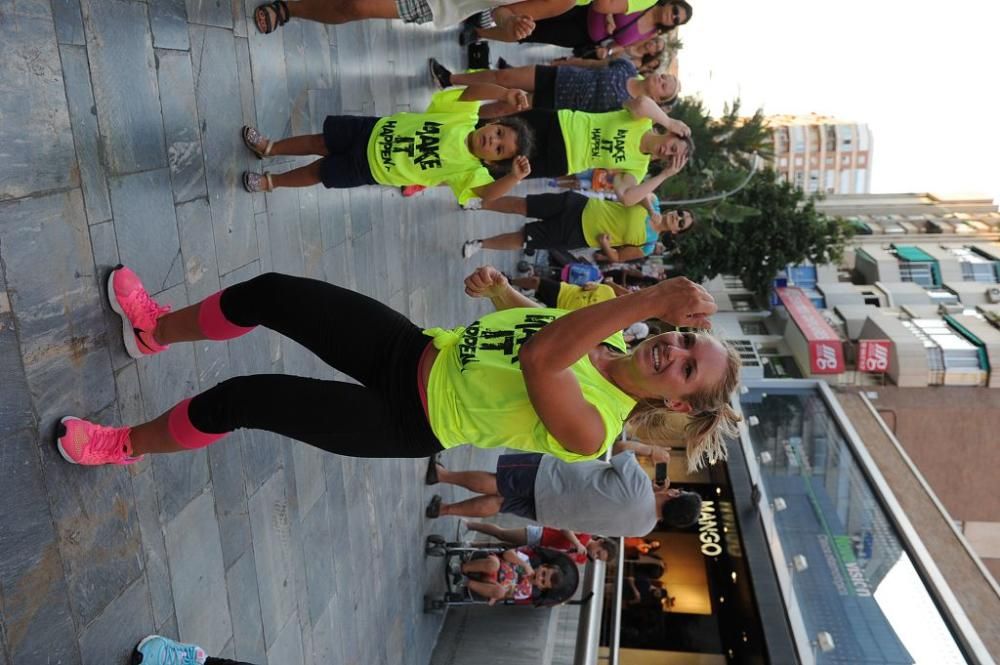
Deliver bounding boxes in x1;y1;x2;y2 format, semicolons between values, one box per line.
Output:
40;3;745;663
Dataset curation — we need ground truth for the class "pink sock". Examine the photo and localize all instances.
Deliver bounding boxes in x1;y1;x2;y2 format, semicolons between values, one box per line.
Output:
167;399;227;449
197;291;256;341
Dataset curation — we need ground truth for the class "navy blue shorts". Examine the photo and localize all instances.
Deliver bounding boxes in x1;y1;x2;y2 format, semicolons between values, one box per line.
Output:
320;115;379;188
495;453;542;520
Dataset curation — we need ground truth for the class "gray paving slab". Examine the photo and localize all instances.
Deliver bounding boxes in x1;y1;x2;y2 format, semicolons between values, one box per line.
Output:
0;191;114;428
249;469;297;649
190;25;259;274
207;434;253;569
0;289;34;438
225;548;267;664
0;430;81;665
60;43;112;223
164;490;233;656
156;50;208;203
150;0;190;51
0;12;77;201
52;0;86;45
186;0;233;29
78;576;154;665
108;169;184;292
131;466;176;632
268;611;305;665
87;221;135;371
81;0;166;175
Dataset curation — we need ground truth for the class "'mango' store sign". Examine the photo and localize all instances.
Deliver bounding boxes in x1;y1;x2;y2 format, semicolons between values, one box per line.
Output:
698;500;742;558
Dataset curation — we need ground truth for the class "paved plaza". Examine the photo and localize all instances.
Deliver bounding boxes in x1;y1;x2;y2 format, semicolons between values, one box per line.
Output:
0;2;551;663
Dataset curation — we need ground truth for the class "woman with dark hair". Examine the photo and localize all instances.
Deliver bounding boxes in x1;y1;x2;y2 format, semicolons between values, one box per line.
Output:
469;0;692;50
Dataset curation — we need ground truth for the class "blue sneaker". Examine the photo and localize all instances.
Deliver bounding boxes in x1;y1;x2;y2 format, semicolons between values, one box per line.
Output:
132;635;206;665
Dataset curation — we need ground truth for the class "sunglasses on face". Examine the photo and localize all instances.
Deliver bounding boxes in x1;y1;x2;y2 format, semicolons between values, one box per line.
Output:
669;5;681;23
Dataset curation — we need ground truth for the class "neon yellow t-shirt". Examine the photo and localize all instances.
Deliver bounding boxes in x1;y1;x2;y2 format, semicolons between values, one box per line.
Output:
556;283;617;310
557;109;652;180
365;89;494;203
576;0;658;11
424;308;637;462
580;198;650;247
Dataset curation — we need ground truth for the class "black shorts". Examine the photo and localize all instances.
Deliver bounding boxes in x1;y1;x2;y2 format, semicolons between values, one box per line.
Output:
514;110;568;178
320;115;379;188
532;66;557;110
534;277;561;308
495;453;542;520
523;192;589;250
520;5;590;48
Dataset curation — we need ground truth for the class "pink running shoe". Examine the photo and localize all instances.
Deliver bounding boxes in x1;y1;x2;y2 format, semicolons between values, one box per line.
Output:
56;417;142;466
107;265;170;359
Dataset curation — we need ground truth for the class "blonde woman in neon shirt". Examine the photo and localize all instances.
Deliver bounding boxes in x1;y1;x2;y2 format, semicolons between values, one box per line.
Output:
56;264;740;473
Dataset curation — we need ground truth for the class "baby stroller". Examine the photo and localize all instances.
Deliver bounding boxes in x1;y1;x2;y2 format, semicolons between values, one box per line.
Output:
423;536;582;612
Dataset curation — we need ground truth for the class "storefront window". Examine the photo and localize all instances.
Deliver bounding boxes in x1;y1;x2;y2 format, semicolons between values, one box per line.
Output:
741;387;969;663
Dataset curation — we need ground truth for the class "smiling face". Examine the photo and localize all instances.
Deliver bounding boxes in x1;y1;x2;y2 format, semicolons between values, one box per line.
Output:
655;2;689;28
469;123;520;162
534;565;559;589
646;73;679;103
664;210;693;234
646;133;690;165
587;541;610;562
617;331;729;410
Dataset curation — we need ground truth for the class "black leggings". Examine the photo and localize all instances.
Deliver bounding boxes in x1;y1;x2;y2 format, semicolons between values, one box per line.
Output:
188;273;442;458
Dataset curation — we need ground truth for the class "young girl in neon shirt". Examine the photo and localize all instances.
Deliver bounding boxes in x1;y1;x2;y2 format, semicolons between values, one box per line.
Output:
56;264;740;473
241;86;534;206
506;97;692;206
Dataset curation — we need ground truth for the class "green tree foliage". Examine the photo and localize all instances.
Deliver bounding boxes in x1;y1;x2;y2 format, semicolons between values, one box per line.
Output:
671;170;855;297
655;99;853;297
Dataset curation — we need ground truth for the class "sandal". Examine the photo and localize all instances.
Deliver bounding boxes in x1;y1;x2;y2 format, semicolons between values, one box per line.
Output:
425;495;442;519
425;454;442;486
243;171;274;193
254;0;290;35
242;125;273;159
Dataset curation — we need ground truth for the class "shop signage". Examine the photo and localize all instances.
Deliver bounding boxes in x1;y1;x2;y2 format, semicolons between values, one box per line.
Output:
776;287;844;374
857;339;892;373
697;500;742;558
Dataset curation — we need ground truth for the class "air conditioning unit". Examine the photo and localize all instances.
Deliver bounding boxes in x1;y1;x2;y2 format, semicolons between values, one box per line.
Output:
987;287;1000;304
940;303;964;315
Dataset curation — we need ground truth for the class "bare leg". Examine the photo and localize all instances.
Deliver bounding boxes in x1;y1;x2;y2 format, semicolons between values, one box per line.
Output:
466;580;506;603
466;522;529;545
479;230;527;251
439;495;505;518
452;66;537;91
130;410;187;456
287;0;399;24
271;160;324;189
462;555;500;575
269;133;328;157
511;275;540;290
482;196;529;216
502;0;576;20
437;467;499;495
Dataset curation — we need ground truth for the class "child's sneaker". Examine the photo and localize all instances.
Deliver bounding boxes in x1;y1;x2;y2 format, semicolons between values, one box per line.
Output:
428;58;452;89
132;635;206;665
401;184;427;197
107;265;170;359
461;198;482;211
462;240;482;259
56;417;142;466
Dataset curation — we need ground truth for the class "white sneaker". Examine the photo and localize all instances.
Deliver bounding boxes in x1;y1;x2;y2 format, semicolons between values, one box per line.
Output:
462;240;482;259
462;198;483;211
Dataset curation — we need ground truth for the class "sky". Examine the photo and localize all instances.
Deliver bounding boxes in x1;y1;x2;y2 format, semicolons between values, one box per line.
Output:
680;0;1000;204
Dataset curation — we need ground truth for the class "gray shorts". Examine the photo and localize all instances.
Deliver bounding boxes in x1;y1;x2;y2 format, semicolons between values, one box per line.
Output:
396;0;433;23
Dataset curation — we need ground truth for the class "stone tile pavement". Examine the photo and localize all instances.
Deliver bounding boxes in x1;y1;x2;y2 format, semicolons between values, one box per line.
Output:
0;3;560;663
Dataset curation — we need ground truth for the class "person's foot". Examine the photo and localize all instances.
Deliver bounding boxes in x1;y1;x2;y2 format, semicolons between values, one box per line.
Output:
462;240;483;259
242;125;273;159
56;417;142;466
461;198;482;211
497;57;511;70
428;58;452;89
132;634;207;665
426;494;443;519
401;184;427;197
425;454;442;485
459;18;480;46
107;265;170;359
243;171;274;193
